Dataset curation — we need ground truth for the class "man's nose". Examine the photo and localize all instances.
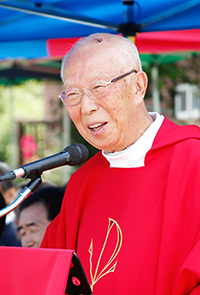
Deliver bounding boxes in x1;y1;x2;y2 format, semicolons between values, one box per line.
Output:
22;233;34;247
80;90;99;115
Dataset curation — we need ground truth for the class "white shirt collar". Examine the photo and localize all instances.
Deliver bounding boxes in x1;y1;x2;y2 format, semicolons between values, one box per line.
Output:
102;112;164;168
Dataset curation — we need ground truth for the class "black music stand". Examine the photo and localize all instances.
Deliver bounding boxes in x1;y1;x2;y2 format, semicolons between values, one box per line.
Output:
66;252;92;295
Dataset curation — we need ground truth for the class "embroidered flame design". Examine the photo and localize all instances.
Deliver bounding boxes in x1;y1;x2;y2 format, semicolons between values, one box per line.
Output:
88;218;123;291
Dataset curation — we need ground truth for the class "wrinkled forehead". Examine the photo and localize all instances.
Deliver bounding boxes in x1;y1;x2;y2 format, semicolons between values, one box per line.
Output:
69;34;119;57
67;39;119;66
63;39;124;83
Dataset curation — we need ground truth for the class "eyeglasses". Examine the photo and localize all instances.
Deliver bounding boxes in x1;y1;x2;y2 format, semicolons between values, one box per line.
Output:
59;69;137;106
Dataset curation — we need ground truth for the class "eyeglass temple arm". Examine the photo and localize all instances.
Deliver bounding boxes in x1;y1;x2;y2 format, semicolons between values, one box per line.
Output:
111;69;137;83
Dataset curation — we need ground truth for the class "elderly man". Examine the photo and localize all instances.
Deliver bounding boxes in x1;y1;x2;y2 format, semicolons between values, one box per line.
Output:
41;33;200;294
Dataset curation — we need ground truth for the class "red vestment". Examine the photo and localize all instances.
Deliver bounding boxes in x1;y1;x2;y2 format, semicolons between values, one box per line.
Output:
41;118;200;294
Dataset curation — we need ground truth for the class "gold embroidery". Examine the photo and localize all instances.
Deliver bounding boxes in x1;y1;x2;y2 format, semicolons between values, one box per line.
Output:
88;218;123;291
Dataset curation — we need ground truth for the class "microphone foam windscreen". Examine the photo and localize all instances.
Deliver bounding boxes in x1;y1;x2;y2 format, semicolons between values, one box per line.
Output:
64;144;89;166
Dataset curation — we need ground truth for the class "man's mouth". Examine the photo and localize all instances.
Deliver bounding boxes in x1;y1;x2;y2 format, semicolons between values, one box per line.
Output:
89;122;107;131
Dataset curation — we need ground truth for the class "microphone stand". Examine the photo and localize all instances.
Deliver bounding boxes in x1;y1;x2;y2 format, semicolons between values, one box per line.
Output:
0;174;42;218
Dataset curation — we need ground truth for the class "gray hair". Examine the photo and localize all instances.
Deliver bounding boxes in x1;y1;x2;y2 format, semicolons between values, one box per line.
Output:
60;33;142;83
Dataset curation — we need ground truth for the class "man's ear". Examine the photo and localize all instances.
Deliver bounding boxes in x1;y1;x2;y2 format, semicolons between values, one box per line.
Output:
134;71;148;104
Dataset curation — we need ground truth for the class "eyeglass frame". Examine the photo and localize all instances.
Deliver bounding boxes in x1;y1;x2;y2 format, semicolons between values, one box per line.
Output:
59;68;137;106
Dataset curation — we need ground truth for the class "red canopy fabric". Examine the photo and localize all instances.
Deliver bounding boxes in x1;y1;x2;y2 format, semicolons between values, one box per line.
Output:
46;29;200;58
135;29;200;53
47;37;79;58
0;246;74;295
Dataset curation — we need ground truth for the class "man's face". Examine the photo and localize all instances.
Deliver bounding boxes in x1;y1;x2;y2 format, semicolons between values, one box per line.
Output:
63;45;140;153
18;202;51;248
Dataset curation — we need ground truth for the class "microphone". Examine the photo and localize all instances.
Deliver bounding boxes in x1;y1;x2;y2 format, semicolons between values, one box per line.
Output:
0;143;89;181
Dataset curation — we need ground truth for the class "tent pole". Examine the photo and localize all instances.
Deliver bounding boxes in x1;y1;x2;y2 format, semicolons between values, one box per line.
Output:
151;65;161;113
8;84;17;169
62;104;72;183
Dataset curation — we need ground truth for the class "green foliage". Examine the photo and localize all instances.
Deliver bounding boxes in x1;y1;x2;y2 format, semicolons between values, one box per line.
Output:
0;87;14;162
144;54;200;110
0;80;44;163
12;80;44;119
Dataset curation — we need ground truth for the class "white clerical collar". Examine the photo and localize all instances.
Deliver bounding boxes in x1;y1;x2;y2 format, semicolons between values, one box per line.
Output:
102;112;164;168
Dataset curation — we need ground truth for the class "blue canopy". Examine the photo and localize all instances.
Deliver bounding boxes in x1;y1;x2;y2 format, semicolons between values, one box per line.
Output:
0;0;200;60
0;0;200;56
